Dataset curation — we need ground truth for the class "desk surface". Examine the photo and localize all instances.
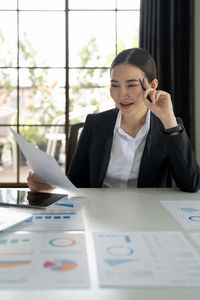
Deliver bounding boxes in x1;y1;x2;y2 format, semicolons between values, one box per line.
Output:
1;188;200;300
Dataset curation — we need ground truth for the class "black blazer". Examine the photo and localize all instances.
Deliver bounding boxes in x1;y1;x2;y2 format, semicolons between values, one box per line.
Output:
67;108;200;192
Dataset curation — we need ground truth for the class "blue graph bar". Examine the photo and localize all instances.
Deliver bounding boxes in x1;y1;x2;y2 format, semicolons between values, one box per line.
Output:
56;203;74;207
33;212;76;215
124;235;131;243
188;216;200;222
25;214;73;222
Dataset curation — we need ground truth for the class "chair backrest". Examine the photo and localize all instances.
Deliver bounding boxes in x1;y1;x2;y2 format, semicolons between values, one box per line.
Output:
45;115;65;157
66;122;84;173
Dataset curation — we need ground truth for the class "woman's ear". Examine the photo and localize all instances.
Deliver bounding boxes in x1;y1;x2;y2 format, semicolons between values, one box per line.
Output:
150;78;158;89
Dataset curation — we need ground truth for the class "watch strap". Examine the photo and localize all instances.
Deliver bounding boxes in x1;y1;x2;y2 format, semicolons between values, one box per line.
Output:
163;124;184;135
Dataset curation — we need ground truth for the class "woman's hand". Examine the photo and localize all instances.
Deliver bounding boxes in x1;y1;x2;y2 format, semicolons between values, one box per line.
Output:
27;171;54;191
141;78;178;129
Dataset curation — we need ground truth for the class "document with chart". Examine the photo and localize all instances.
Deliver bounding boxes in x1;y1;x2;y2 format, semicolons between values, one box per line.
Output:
93;232;200;287
0;232;89;288
161;200;200;229
8;208;84;231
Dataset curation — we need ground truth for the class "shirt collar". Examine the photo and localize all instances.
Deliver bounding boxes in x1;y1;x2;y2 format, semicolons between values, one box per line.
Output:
114;109;151;140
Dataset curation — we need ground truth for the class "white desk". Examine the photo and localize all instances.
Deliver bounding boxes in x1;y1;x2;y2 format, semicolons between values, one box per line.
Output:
1;188;200;300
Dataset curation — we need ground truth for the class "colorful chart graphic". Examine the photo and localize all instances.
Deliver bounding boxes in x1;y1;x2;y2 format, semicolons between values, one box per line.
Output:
181;208;199;212
0;239;30;245
0;261;31;269
104;259;136;266
55;203;74;208
188;216;200;222
43;259;77;271
25;212;76;223
124;235;131;243
0;238;32;256
107;245;134;256
49;238;76;248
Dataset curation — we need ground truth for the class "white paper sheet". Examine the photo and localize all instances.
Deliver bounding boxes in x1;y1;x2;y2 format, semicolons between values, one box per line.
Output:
189;232;200;247
0;208;32;232
8;209;84;231
0;232;89;288
10;128;84;197
161;200;200;230
93;232;200;287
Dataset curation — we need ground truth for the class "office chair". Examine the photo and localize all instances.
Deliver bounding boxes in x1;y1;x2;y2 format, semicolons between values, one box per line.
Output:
65;122;84;173
45;115;65;158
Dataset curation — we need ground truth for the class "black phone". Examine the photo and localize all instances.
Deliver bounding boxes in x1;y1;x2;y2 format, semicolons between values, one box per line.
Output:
0;189;67;209
139;78;152;103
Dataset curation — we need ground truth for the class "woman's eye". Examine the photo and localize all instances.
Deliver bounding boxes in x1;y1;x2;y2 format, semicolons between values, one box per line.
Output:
111;84;119;87
128;84;137;88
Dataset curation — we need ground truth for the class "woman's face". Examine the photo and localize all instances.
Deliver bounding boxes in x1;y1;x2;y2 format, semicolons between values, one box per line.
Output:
110;63;147;116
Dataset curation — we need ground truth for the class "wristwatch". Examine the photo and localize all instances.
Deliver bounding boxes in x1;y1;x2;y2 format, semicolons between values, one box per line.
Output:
163;124;184;135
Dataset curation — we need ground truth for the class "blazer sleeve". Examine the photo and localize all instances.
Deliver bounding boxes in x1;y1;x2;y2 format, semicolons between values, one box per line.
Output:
67;114;92;187
163;128;200;192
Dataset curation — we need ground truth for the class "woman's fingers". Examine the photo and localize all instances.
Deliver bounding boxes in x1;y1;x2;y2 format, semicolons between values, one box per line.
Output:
142;78;150;89
27;171;54;191
141;78;175;124
142;78;167;104
155;90;163;101
144;88;156;103
144;87;169;104
144;87;154;98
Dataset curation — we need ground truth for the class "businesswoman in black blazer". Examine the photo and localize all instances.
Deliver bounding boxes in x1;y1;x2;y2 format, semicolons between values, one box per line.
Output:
27;48;200;192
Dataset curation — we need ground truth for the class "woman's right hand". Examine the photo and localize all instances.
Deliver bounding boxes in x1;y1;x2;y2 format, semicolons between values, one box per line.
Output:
27;171;54;191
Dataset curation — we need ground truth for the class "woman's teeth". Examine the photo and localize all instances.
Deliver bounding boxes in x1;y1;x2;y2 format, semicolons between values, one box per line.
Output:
120;102;133;107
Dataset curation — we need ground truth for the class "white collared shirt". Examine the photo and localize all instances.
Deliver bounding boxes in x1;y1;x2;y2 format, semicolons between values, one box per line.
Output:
102;110;150;188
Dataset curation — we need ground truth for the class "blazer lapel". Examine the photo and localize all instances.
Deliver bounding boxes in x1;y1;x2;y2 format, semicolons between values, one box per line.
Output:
90;108;118;187
137;129;152;187
137;113;165;187
98;136;113;186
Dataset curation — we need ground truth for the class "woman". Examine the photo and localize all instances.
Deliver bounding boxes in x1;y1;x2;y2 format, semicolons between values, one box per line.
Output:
28;48;200;192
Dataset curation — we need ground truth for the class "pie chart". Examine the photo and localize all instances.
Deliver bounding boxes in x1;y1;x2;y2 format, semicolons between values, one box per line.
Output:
43;259;78;271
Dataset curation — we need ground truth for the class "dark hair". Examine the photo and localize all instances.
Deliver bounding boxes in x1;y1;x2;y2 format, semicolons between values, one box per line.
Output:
110;48;157;83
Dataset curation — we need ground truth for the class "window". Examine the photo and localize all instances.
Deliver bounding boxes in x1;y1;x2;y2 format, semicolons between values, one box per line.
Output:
0;0;140;186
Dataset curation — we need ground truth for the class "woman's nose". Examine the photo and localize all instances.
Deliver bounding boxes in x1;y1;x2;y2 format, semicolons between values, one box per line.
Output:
118;87;128;99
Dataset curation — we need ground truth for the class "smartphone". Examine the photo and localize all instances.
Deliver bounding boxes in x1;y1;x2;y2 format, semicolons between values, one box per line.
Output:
0;189;68;209
139;78;152;102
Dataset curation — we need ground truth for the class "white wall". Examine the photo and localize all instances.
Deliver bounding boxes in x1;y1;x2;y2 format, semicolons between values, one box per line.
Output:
195;0;200;163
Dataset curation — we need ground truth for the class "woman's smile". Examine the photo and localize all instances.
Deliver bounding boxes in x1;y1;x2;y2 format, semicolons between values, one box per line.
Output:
119;101;134;109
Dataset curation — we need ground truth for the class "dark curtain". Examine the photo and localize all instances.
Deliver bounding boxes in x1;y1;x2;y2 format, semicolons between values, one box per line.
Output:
139;0;194;146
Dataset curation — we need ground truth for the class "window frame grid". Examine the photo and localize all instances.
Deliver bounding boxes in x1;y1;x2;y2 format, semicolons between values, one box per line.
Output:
0;0;140;186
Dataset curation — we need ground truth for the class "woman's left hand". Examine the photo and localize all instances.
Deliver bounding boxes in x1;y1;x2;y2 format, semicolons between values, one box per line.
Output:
141;78;178;129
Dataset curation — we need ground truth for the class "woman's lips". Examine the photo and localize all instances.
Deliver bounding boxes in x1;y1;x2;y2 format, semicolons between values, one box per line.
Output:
120;102;134;109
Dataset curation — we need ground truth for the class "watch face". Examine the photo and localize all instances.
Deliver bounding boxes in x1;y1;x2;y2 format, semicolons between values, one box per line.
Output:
177;124;184;132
